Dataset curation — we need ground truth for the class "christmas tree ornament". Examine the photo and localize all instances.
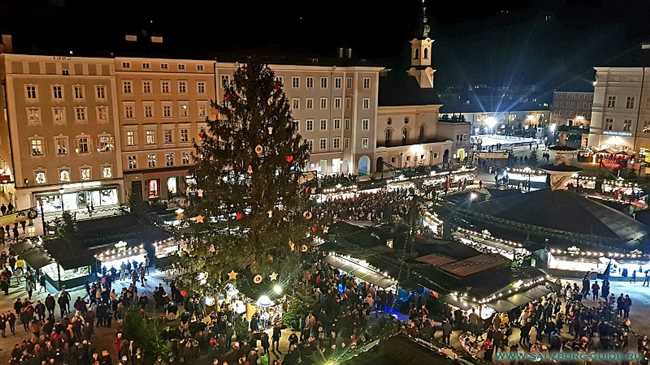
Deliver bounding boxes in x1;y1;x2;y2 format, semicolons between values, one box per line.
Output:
311;224;319;233
235;211;244;221
194;215;205;224
289;240;295;251
199;130;206;140
253;274;263;284
269;272;279;281
247;165;253;174
268;126;273;135
267;210;273;218
285;155;294;163
180;290;188;298
208;244;216;253
255;145;263;155
301;244;309;253
303;211;312;220
227;271;238;281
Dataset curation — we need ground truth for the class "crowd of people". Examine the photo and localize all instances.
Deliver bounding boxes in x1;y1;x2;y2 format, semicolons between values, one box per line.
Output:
317;188;414;224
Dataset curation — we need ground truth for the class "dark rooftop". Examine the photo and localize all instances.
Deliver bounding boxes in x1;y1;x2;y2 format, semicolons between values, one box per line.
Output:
378;69;441;107
347;336;456;365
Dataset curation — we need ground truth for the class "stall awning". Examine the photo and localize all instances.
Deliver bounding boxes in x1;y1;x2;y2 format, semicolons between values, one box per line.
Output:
22;249;53;270
489;284;554;313
325;254;397;289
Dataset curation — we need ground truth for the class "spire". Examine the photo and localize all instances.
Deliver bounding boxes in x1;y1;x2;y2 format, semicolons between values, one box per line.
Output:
419;0;431;39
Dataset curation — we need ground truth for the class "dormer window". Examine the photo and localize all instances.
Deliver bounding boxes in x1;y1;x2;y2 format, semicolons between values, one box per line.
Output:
424;48;429;59
414;49;419;59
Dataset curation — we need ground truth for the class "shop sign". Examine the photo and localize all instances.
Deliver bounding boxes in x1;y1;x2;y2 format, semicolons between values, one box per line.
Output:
0;208;38;226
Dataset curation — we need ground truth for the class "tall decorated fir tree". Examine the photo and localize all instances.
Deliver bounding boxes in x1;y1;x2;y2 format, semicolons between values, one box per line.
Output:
175;60;315;298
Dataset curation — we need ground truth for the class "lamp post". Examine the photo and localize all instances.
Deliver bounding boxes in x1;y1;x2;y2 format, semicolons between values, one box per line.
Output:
59;187;64;213
38;198;46;237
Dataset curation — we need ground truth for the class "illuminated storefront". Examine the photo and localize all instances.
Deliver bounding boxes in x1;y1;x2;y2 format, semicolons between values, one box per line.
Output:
35;183;119;214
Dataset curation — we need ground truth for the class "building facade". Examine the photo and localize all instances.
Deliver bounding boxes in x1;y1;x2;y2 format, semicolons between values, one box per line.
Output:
588;66;650;153
0;54;124;214
550;91;593;127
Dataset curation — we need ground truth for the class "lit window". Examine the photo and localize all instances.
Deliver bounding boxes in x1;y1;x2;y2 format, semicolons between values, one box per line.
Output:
128;155;137;169
122;81;133;94
25;85;38;100
145;130;156;145
74;107;87;122
98;135;114;152
55;137;68;155
31;139;44;156
147;153;157;168
80;167;91;181
178;102;189;117
167;177;178;195
165;153;175;167
102;166;112;178
34;170;46;184
179;129;189;143
26;107;41;124
126;131;136;146
361;137;369;149
148;179;159;198
52;85;63;100
73;85;84;100
59;169;70;182
178;80;188;94
197;81;206;94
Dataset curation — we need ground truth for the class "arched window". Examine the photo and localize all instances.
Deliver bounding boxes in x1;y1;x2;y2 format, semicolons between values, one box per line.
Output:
414;48;419;60
385;128;392;144
401;128;409;145
424;48;429;59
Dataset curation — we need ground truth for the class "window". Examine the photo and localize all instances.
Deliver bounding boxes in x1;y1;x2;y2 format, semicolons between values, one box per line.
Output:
161;80;170;94
148;179;159;198
291;77;300;88
122;61;131;69
306;77;314;88
122;81;133;94
385;128;392;143
362;98;370;109
320;119;327;130
165;153;175;167
607;96;616;108
52;107;66;124
31;138;44;156
182;152;191;165
26;107;41;124
626;97;635;109
177;63;186;71
98;135;114;152
95;85;106;100
80;167;91;181
306;139;313;152
334;97;342;109
345;119;351;130
404;117;409;124
34;170;46;184
334;119;341;129
197;81;206;94
306;98;314;110
126;131;136;146
74;107;87;122
162;103;172;118
292;98;300;110
424;48;429;59
363;78;371;89
320;77;328;89
164;129;173;144
102;166;112;179
55;137;68;155
52;85;63;100
320;98;328;109
320;138;327;151
334;77;342;89
196;64;204;72
145;130;156;144
275;76;284;85
623;119;632;132
346;77;352;88
77;137;89;154
144;103;154;118
180;128;189;143
25;85;38;100
306;120;314;131
361;119;369;130
332;137;340;149
124;103;135;119
147;154;157;168
59;169;70;183
345;97;351;109
96;106;108;122
142;80;152;94
605;118;614;131
160;63;169;70
221;75;230;87
178;102;189;118
128;155;137;169
293;120;300;132
178;80;188;94
344;138;350;149
361;137;369;149
73;85;84;100
401;128;409;144
142;62;151;70
198;101;209;118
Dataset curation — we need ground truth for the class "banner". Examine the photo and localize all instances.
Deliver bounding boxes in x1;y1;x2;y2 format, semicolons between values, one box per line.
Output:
0;207;38;227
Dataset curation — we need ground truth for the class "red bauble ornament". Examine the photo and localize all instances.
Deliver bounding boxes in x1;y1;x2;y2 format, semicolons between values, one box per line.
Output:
223;93;230;101
285;155;294;163
273;81;282;92
235;212;244;221
180;290;188;298
199;131;206;140
311;224;319;233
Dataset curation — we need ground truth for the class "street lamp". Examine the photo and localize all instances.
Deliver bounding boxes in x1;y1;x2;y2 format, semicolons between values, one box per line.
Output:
59;187;65;212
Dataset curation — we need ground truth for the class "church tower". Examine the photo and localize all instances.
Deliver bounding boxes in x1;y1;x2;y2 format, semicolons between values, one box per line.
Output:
408;0;436;88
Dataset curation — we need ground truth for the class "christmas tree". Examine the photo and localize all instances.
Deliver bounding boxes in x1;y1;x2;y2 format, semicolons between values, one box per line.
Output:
175;60;313;297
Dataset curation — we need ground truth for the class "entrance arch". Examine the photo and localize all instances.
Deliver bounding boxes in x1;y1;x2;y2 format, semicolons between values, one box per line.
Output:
443;149;450;164
358;155;370;176
376;157;384;173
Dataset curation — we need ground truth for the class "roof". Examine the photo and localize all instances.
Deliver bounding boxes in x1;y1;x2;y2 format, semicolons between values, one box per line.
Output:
347;336;456;365
75;214;170;248
378;69;441;106
473;190;650;244
43;238;96;270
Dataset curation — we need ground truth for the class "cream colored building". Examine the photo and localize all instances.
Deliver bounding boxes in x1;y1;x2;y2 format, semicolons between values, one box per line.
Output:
0;53;124;213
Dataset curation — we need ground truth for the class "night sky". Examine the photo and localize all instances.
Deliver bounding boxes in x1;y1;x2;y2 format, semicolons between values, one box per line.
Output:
1;0;649;95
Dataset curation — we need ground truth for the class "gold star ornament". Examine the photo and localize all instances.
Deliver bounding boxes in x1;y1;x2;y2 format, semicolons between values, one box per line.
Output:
227;270;238;281
269;272;278;281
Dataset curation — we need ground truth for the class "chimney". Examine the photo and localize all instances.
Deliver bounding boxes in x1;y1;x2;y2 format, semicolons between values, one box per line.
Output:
642;41;650;66
337;47;344;59
1;34;13;54
346;48;352;59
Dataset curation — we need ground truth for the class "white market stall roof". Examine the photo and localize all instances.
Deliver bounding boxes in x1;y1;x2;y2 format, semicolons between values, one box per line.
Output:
325;254;397;290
